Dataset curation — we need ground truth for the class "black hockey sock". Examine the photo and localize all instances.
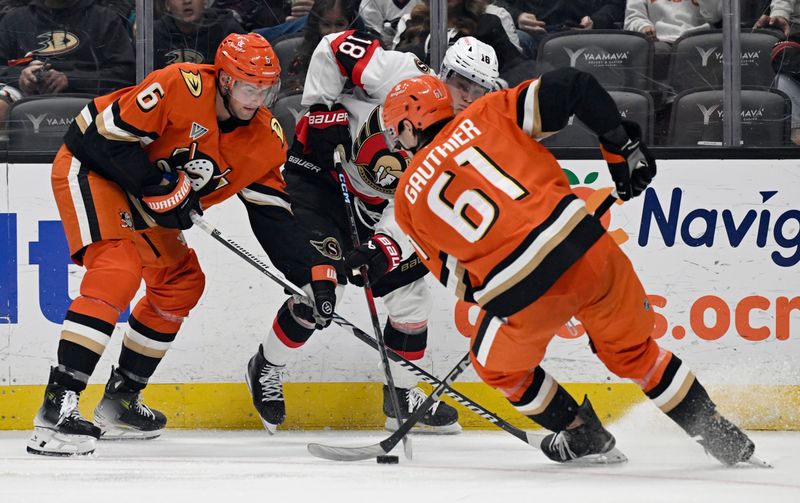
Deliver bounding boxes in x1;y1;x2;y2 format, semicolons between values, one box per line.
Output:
660;379;717;436
527;385;581;432
512;367;581;432
277;301;315;345
384;319;427;360
117;315;177;391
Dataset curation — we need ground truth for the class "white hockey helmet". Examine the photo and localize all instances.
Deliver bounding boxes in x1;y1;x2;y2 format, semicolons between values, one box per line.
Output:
439;36;500;92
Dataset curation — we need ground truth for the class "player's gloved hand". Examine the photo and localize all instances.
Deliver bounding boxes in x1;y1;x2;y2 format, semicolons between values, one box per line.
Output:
291;265;337;329
284;138;327;176
345;234;402;285
599;120;656;201
295;103;352;170
140;171;202;230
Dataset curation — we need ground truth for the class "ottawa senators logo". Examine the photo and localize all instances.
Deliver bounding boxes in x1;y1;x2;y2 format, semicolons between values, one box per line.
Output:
310;237;342;260
354;134;409;195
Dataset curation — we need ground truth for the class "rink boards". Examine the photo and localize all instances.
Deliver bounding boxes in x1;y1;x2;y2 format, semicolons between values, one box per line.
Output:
1;159;799;430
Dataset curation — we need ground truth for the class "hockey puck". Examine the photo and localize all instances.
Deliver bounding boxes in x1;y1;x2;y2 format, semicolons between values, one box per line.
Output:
376;455;399;464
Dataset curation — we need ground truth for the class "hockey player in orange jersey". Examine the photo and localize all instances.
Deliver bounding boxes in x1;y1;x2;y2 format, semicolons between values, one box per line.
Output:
28;33;305;456
385;74;761;466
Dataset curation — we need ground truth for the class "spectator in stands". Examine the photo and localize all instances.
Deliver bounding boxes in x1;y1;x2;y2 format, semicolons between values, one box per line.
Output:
494;0;625;58
394;0;530;85
771;31;800;144
624;0;722;83
755;0;800;36
276;0;357;95
0;0;135;129
0;0;23;21
213;0;295;30
154;0;244;68
625;0;723;43
99;0;134;21
361;0;520;53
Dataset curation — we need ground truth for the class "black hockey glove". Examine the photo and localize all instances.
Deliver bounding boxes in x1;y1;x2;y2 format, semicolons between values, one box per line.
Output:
295;103;352;170
291;265;337;329
140;171;202;230
345;234;402;286
599;120;656;201
284;139;327;176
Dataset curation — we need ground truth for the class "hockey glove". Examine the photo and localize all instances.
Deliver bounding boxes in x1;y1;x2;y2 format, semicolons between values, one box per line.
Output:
599;120;656;201
291;265;337;330
770;36;800;78
345;234;402;286
284;139;327;176
140;171;202;230
295;103;352;170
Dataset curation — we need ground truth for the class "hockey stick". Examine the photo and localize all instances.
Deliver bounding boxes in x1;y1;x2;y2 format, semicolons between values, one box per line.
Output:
188;212;544;449
332;146;412;460
307;193;622;462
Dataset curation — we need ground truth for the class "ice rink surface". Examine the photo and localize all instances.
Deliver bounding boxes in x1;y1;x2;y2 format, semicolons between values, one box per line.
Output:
1;403;798;503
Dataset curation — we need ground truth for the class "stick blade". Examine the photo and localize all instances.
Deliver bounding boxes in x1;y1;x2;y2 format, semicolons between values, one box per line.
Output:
307;442;388;462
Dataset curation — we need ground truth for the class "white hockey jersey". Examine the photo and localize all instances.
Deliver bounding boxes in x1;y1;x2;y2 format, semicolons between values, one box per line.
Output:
301;30;434;250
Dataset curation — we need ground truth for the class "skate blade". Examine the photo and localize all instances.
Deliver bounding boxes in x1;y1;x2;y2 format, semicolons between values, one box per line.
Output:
27;427;97;456
744;453;773;468
99;428;162;440
565;447;629;466
259;416;278;435
384;418;462;435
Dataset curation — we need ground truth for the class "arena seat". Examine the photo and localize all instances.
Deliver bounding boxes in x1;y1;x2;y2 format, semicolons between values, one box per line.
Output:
536;30;653;90
272;35;304;69
541;88;654;147
269;92;305;149
668;29;782;93
667;87;790;146
6;94;94;163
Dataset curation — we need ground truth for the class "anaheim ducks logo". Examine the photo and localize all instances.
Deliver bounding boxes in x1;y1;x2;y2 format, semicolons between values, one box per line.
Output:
155;142;231;196
34;31;80;56
270;117;285;146
180;69;203;97
354;133;409;195
166;49;204;65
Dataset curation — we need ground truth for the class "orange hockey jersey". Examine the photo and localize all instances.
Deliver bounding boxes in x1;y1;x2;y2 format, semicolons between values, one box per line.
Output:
394;79;606;318
64;62;290;223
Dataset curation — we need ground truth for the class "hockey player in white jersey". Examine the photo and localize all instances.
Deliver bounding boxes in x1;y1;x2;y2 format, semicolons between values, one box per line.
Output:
245;33;499;434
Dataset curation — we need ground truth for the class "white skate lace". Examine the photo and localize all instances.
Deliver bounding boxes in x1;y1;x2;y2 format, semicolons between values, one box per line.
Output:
258;364;285;402
407;387;441;415
56;390;81;426
548;431;577;461
131;394;156;420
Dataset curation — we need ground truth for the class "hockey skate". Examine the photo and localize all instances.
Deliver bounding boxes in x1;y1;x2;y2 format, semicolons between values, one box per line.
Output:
540;396;628;465
692;413;767;466
246;345;286;434
93;367;166;440
27;376;101;456
383;385;462;434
